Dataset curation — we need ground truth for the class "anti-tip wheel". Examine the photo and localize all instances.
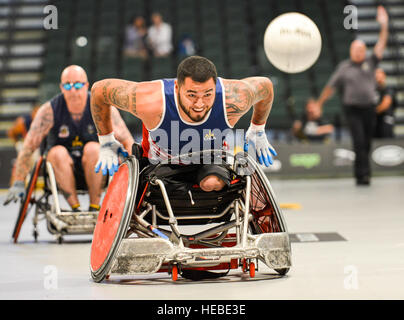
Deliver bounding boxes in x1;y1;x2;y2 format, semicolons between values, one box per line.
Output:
275;268;290;276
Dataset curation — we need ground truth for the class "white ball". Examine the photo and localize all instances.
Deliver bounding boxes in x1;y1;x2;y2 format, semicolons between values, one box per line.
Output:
263;12;322;73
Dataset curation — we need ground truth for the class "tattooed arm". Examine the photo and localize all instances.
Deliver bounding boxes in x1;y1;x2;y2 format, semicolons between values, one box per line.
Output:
110;106;135;154
90;79;163;135
223;77;274;127
12;102;54;182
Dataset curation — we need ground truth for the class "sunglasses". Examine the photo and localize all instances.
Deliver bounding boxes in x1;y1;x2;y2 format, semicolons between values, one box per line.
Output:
62;82;87;91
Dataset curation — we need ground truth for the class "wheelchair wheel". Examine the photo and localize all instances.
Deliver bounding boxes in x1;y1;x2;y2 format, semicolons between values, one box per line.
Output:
246;163;291;276
12;156;44;243
248;165;288;234
90;156;139;283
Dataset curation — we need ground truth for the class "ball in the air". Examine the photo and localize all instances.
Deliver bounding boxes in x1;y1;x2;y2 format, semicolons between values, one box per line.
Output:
263;12;322;73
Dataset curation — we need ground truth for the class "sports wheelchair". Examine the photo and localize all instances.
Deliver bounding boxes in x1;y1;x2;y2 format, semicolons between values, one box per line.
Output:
90;149;292;282
12;154;100;244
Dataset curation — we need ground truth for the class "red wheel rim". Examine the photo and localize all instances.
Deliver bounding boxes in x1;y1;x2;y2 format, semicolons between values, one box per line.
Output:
90;164;130;272
13;156;43;243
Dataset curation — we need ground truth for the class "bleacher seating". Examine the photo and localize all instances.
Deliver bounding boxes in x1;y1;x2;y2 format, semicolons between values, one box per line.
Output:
32;0;403;135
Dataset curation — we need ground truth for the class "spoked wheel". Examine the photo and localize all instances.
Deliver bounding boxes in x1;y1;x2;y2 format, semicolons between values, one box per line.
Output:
90;156;139;283
244;161;291;276
12;156;44;243
248;170;283;234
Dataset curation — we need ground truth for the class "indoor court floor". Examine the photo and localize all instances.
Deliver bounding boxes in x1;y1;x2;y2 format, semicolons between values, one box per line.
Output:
0;175;403;300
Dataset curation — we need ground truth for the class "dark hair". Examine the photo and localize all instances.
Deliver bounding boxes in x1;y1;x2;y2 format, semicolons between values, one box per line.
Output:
177;56;217;86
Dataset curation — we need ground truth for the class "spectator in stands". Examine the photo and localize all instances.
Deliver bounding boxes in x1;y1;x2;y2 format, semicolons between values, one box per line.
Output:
3;65;134;212
374;67;396;138
124;15;148;59
146;12;173;57
292;98;334;142
315;5;389;186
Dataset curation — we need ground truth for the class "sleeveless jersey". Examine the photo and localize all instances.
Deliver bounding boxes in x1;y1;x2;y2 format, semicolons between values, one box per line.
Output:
46;92;98;157
142;78;232;161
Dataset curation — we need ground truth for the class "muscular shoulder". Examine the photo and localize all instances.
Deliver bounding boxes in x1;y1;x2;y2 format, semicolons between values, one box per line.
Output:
222;77;273;125
92;78;164;130
30;102;54;130
23;101;54;147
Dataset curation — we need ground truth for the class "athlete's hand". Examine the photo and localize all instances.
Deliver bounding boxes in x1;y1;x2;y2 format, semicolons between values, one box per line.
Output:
95;132;129;176
3;180;25;205
243;123;277;167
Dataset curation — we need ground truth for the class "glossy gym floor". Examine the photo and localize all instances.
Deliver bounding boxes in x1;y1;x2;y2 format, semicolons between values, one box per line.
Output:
0;175;403;300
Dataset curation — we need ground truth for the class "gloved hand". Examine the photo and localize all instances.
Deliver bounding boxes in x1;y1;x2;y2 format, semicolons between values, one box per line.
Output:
3;180;25;205
95;132;129;176
243;123;277;167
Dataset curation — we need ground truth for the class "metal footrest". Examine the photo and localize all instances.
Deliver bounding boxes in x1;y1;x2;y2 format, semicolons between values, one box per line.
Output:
111;238;174;274
46;210;98;234
110;232;291;275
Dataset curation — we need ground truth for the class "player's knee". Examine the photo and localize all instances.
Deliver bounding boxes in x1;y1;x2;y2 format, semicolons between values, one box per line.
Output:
199;175;225;192
82;142;99;165
47;145;71;163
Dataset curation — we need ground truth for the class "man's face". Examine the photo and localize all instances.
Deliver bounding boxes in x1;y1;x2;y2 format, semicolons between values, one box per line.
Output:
152;14;162;26
350;40;367;64
176;77;216;122
60;67;89;108
134;16;144;28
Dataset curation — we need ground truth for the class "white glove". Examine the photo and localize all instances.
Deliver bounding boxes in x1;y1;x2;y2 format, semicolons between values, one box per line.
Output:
3;180;25;205
95;132;128;176
243;123;277;167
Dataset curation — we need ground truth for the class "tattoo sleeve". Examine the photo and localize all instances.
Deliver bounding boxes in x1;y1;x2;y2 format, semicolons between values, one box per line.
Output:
111;107;135;152
91;79;138;135
225;80;254;124
245;77;274;125
13;102;54;181
224;77;273;126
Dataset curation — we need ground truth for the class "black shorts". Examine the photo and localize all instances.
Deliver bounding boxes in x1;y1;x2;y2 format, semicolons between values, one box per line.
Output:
71;152;87;190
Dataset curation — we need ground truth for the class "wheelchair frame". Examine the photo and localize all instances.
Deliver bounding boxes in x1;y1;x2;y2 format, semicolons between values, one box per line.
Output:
12;155;99;244
90;150;292;282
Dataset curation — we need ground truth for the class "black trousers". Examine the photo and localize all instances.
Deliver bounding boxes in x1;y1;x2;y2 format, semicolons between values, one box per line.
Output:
343;105;376;181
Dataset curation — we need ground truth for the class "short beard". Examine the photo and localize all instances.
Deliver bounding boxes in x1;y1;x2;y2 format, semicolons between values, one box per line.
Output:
177;93;209;122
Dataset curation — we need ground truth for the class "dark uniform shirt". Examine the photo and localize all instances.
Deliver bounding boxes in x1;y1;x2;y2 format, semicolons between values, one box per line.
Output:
374;86;396;138
46;92;98;157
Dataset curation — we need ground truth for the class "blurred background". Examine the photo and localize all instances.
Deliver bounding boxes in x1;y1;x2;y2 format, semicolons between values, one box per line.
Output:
0;0;403;185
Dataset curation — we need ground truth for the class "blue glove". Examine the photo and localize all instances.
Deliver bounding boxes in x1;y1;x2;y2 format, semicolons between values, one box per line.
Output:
243;123;277;167
95;132;128;176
